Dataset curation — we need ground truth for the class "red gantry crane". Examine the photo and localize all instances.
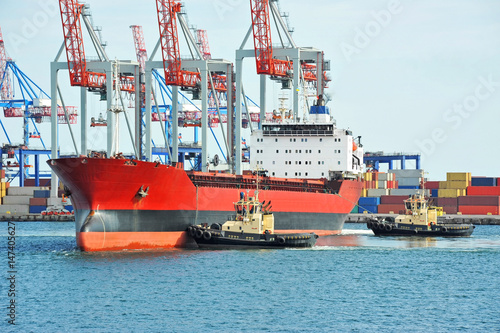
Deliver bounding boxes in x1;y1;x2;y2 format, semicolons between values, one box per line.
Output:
130;25;148;73
250;0;329;87
59;0;106;90
250;0;292;78
196;29;212;60
58;0;135;93
0;26;12;100
156;0;199;88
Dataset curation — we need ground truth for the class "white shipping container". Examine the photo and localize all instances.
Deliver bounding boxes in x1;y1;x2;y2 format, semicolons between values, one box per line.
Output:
389;169;424;179
367;189;390;197
378;173;389;181
390;189;430;196
2;195;31;205
0;205;29;214
397;177;422;187
47;197;70;207
8;186;47;196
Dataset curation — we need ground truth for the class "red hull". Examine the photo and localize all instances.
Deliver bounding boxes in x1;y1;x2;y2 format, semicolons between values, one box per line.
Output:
49;157;362;251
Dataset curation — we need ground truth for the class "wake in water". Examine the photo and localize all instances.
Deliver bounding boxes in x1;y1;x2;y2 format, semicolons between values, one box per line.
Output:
341;229;373;236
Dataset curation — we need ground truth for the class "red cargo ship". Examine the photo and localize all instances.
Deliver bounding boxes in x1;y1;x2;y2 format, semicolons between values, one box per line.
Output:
48;157;362;251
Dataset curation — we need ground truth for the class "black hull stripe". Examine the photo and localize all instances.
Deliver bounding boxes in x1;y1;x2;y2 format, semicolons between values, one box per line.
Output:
77;209;346;233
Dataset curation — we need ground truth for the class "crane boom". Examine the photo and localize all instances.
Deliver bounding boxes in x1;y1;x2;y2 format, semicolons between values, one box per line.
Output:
196;29;212;60
58;0;105;89
130;25;148;73
250;0;291;77
156;0;198;88
0;26;12;100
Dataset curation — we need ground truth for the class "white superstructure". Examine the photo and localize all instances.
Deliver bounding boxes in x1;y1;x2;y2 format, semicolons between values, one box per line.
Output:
250;105;364;180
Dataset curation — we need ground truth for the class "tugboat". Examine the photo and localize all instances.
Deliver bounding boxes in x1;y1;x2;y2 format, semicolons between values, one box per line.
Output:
367;193;475;237
188;187;318;249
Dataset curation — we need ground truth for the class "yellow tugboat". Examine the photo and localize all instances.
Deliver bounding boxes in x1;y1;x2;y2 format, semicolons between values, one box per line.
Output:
188;189;317;249
367;193;475;236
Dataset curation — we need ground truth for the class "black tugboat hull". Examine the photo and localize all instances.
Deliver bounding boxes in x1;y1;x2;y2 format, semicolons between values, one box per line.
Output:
367;220;475;237
188;226;317;249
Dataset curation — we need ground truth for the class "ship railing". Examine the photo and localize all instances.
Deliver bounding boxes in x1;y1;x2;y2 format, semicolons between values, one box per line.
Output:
262;130;334;136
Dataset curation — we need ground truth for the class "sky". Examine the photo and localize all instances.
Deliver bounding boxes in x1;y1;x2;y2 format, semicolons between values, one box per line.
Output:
1;0;500;181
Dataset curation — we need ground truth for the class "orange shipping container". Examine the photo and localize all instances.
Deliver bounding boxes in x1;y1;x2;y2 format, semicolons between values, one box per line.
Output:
458;206;499;215
378;204;405;214
29;198;48;206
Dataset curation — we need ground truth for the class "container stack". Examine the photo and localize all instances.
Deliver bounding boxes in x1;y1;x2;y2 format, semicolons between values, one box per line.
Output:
0;170;8;200
410;172;499;216
0;174;74;215
358;197;380;214
362;171;398;198
354;170;500;216
357;169;431;214
458;177;500;215
388;169;426;196
0;186;35;214
378;195;408;214
437;172;470;198
29;189;50;214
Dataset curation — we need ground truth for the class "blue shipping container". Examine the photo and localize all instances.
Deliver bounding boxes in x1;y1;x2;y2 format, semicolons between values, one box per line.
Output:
399;186;420;189
29;205;46;214
358;197;381;206
34;190;50;198
471;177;496;187
359;205;378;214
431;189;439;197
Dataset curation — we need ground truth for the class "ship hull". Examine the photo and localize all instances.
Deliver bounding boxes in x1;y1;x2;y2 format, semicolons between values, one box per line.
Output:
49;157;362;251
367;220;475;237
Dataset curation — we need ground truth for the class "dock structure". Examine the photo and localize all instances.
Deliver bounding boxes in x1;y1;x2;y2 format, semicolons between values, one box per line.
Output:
364;152;421;170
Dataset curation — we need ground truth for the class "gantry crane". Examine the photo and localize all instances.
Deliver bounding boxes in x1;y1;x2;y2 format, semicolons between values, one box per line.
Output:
0;26;12;101
54;0;141;170
0;25;79;186
249;0;328;88
250;0;292;79
231;0;330;174
150;0;234;171
196;30;212;60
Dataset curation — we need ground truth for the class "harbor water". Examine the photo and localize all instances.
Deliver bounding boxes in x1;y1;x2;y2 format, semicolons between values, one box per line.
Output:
1;222;499;332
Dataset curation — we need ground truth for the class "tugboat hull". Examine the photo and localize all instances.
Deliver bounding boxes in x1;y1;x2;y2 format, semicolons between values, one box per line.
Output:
367;220;475;237
188;225;317;249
